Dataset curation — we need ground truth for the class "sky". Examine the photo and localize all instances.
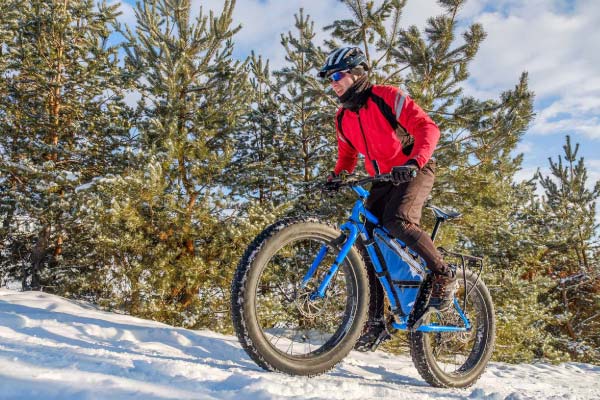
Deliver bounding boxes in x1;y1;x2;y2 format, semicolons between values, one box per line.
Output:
112;0;600;197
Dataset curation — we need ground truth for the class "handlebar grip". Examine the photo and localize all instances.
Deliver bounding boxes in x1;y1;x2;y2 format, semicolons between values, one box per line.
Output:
374;173;393;182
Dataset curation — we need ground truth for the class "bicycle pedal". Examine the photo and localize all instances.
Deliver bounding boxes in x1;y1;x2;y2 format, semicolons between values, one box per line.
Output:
369;329;391;352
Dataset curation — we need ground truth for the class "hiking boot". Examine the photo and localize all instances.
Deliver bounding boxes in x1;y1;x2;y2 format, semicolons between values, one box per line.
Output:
428;270;458;311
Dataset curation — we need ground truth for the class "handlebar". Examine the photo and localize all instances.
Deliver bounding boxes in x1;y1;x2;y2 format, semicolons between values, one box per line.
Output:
329;173;393;187
325;165;417;189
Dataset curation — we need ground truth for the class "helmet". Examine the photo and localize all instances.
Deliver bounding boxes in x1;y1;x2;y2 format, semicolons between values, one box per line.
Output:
318;46;369;78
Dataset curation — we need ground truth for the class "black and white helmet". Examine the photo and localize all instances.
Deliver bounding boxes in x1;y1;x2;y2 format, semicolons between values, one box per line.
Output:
318;46;369;78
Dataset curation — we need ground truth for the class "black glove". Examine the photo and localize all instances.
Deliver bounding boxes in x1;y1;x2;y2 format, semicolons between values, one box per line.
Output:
324;171;341;192
390;160;419;185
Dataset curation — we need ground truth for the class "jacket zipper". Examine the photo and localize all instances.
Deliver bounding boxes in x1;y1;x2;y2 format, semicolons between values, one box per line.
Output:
357;111;380;174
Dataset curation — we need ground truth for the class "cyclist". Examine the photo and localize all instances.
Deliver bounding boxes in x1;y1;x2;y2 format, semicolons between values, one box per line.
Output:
320;47;457;344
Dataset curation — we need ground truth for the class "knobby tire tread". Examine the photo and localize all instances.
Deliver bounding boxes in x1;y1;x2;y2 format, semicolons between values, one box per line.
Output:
231;216;369;377
408;270;495;388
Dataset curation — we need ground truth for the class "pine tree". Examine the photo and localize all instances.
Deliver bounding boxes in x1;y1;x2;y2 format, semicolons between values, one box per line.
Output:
479;178;567;362
536;135;600;362
0;0;133;291
80;0;249;327
274;9;340;216
225;53;288;207
0;0;20;287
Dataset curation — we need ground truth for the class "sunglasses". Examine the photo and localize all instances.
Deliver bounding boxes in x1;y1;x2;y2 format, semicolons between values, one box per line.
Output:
327;70;349;82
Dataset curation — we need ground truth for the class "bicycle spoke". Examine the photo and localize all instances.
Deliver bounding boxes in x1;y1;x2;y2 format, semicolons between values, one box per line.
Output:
275;282;296;303
255;235;354;358
423;279;488;376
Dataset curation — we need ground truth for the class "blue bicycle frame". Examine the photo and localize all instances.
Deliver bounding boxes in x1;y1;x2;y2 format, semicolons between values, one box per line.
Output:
300;183;471;333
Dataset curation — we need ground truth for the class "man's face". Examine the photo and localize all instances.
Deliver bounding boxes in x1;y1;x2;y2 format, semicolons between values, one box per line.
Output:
330;71;355;97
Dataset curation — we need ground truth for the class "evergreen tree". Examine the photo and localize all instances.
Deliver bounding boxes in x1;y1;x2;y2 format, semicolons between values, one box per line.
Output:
478;178;567;362
225;53;287;207
536;135;600;362
0;0;20;287
0;2;33;288
0;0;133;291
275;10;340;216
80;0;249;328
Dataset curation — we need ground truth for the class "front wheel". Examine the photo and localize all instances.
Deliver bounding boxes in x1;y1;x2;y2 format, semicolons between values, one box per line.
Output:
409;269;496;388
231;217;370;376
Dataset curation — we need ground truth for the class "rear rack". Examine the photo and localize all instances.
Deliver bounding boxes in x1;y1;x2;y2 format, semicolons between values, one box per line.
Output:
438;247;484;311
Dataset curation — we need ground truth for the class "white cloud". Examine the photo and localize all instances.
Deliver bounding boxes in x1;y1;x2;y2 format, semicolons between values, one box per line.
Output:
460;0;600;141
188;0;348;69
401;0;445;29
587;160;600;190
513;165;539;182
532;95;600;139
532;94;600;139
468;6;597;95
584;160;600;227
109;0;137;30
514;141;533;155
188;0;446;70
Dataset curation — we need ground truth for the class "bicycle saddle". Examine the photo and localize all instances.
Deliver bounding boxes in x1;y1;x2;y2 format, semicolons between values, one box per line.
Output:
427;205;462;221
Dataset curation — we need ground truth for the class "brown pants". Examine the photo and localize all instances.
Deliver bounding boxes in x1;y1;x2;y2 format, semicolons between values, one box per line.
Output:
366;160;448;275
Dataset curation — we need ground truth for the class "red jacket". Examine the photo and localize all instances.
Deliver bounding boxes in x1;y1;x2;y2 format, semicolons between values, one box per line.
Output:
334;85;440;176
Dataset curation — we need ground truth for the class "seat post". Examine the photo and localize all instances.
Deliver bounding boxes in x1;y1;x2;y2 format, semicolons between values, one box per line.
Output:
431;218;444;242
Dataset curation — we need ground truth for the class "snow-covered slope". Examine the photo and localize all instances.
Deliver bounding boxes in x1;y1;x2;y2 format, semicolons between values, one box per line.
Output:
0;289;598;400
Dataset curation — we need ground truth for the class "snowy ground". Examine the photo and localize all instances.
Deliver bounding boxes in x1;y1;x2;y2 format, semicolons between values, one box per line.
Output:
0;289;598;400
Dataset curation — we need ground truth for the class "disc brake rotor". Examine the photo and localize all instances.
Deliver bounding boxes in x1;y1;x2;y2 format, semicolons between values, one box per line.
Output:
294;289;330;319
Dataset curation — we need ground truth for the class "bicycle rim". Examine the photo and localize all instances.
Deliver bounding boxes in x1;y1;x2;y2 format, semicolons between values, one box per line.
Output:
254;234;358;358
422;278;489;376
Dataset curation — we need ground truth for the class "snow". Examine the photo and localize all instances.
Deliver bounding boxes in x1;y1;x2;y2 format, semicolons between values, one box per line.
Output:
0;289;598;400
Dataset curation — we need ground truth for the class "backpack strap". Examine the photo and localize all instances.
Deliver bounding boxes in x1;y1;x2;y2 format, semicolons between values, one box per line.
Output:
336;89;414;156
369;92;399;130
370;91;414;157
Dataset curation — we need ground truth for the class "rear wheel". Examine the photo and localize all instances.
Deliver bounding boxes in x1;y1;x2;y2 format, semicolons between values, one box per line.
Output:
231;218;370;376
409;269;495;388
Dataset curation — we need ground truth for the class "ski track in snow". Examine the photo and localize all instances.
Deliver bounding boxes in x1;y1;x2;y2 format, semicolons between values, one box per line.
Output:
0;289;598;400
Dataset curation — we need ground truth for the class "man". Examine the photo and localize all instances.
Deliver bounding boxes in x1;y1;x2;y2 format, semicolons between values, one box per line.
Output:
320;46;457;349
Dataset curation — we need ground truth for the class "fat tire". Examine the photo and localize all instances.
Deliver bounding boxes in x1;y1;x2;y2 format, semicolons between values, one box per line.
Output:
409;269;495;388
231;217;370;376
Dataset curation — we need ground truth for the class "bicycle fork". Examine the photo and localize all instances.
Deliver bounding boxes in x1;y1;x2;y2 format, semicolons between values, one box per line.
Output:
300;222;359;300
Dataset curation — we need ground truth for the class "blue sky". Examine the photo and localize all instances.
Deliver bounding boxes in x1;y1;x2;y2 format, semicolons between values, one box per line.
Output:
113;0;600;196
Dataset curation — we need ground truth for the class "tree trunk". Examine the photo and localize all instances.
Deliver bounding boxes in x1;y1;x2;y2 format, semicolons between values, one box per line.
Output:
562;287;577;340
27;225;50;290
